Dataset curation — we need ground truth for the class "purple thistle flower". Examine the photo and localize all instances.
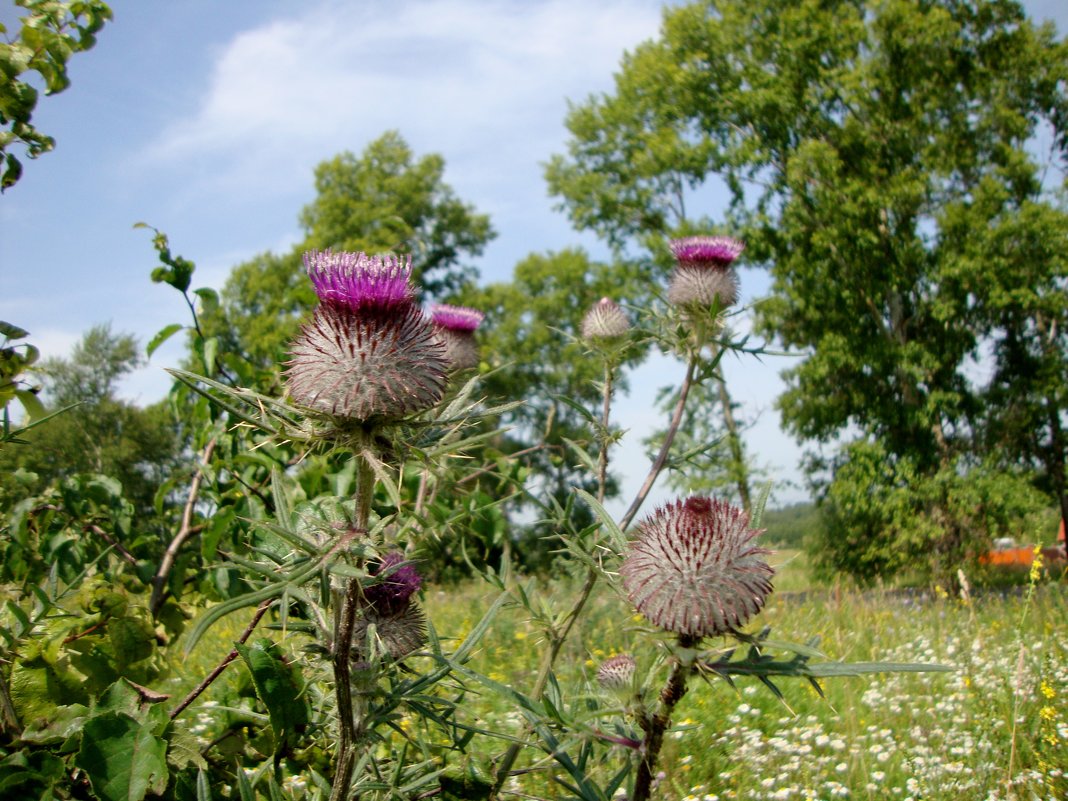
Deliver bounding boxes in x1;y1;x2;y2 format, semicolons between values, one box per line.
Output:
669;236;745;269
430;304;484;332
430;304;484;371
620;497;774;639
352;552;427;660
363;551;422;615
581;297;631;341
305;250;414;311
285;302;447;421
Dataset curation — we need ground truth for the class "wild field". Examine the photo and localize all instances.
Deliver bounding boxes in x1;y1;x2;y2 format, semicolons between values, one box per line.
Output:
176;553;1068;801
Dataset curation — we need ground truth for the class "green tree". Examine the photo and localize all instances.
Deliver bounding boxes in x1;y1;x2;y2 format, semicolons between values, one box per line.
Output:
548;0;1068;578
0;324;179;518
201;132;495;370
0;0;112;189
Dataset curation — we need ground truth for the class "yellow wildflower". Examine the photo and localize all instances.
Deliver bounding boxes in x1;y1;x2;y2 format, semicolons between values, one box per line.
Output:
1041;680;1056;700
1030;545;1044;582
1040;706;1057;722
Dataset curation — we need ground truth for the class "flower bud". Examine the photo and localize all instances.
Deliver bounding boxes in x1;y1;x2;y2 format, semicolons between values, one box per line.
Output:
620;496;773;638
581;297;630;341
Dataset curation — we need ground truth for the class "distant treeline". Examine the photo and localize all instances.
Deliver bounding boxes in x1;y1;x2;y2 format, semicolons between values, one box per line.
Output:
761;503;822;550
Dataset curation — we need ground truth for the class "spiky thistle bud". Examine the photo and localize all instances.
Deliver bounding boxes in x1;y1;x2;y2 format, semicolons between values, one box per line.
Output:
620;497;774;639
354;552;427;661
363;551;422;615
581;297;631;341
430;304;484;371
285;250;447;421
667;236;745;309
596;653;637;690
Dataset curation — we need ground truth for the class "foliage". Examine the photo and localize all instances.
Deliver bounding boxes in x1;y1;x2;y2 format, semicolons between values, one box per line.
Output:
0;0;112;190
0;321;47;446
0;324;181;523
759;502;821;550
813;439;1052;583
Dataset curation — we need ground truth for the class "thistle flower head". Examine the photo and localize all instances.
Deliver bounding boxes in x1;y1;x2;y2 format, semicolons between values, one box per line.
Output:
285;300;447;421
619;496;774;639
667;264;740;309
429;303;484;370
596;653;636;690
353;604;427;661
581;297;631;341
352;552;426;661
430;304;484;332
363;551;422;615
669;236;745;269
305;249;414;311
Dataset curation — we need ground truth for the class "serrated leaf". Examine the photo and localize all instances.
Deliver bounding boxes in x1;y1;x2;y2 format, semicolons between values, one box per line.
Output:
573;487;628;553
562;438;599;474
165;722;209;772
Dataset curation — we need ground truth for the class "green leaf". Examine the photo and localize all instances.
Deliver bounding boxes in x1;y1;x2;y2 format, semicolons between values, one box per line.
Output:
146;324;183;358
804;661;956;677
75;711;169;801
13;388;45;422
235;639;309;755
0;321;30;340
573;487;628;553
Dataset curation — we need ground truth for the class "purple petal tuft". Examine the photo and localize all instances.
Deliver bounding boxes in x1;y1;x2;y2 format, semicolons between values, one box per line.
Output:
669;236;745;268
305;250;414;310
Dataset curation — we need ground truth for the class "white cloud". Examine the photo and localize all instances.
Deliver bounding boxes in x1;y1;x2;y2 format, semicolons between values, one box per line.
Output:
141;0;663;200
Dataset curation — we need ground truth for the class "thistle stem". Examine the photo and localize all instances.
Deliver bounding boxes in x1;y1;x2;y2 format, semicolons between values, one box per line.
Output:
620;354;698;532
597;361;614;505
633;635;698;801
331;453;374;801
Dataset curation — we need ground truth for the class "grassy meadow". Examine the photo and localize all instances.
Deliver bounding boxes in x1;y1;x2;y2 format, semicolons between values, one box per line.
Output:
176;551;1068;800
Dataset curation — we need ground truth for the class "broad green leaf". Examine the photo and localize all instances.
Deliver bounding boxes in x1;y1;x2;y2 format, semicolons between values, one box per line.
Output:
76;711;169;801
0;321;30;339
13;388;45;421
235;639;309;755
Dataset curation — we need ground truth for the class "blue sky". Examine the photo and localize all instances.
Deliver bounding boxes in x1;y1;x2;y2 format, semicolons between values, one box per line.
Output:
2;0;1065;514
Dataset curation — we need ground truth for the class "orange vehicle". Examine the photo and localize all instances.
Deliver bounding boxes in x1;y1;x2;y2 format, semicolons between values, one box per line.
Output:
978;520;1066;567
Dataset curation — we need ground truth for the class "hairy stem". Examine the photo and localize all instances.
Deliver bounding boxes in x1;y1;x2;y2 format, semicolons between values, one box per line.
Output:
597;361;614;505
331;454;374;801
633;635;698;801
620;354;698;532
331;578;363;801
